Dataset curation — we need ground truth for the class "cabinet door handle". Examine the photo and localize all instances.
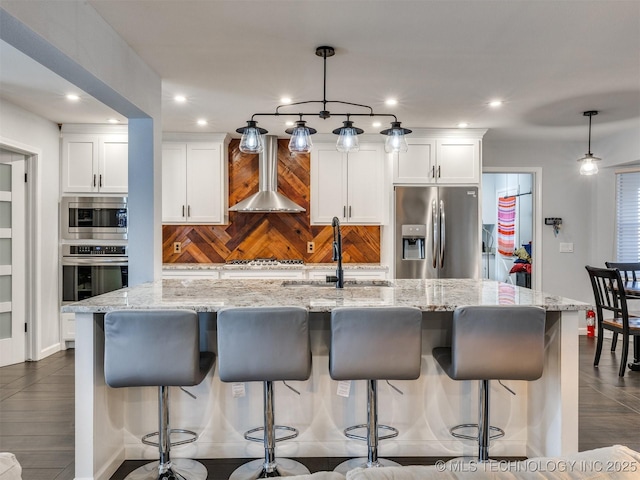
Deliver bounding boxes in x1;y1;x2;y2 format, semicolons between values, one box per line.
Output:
349;206;352;218
431;166;435;178
99;174;103;188
93;174;97;187
343;206;346;218
438;166;441;178
182;205;185;217
187;205;191;217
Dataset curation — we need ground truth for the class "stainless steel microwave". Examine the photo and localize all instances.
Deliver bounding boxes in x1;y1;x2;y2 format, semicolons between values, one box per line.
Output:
60;196;128;240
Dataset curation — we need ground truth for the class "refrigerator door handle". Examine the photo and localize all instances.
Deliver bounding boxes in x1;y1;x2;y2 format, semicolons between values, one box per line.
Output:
432;200;438;268
439;200;446;268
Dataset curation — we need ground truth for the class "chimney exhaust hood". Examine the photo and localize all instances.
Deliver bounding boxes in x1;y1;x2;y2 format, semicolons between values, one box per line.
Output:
228;136;306;213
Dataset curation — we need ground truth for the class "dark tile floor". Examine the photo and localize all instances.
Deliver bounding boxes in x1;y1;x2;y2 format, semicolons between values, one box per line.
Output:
1;337;640;480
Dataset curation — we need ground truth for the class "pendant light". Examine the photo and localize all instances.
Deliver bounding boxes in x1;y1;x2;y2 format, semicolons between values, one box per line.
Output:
380;121;411;153
237;120;267;154
577;111;601;176
235;46;411;153
285;120;316;153
333;120;363;153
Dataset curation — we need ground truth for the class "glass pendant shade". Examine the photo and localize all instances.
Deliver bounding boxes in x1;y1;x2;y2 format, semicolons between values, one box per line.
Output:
578;154;600;176
238;121;266;153
288;121;314;153
384;129;409;153
334;121;362;153
381;121;411;153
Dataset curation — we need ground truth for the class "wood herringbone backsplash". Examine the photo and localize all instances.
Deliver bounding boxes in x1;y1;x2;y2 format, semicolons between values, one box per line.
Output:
162;139;380;263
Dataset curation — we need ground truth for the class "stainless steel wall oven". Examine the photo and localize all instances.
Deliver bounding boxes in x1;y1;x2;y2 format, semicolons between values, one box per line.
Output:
61;244;128;302
60;196;127;240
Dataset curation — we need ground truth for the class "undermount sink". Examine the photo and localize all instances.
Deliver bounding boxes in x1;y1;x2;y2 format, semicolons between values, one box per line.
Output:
281;280;394;288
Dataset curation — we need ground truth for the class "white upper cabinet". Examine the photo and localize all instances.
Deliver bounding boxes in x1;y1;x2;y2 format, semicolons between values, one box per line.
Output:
311;142;384;225
162;135;229;224
61;131;128;194
435;138;480;184
393;131;485;185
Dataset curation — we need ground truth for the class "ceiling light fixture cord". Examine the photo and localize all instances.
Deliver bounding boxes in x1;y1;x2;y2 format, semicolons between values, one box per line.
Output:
236;46;411;154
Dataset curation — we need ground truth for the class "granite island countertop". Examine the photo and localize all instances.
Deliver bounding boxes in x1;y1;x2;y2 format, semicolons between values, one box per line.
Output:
62;278;588;314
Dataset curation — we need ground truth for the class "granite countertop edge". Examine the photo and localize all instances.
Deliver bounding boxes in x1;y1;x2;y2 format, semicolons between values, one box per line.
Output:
61;278;591;314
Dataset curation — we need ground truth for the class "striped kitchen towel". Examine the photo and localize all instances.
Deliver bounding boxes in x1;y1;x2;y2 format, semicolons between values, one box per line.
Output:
497;196;516;256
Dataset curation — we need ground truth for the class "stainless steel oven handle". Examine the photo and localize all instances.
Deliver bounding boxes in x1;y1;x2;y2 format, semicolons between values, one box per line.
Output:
62;257;128;266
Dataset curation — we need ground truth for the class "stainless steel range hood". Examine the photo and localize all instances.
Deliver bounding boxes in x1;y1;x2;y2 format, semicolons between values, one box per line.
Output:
229;135;306;213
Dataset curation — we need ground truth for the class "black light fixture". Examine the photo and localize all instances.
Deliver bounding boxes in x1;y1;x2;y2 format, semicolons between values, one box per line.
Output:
578;110;601;176
236;46;411;154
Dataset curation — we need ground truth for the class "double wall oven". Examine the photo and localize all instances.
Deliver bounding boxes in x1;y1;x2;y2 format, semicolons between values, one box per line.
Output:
60;196;128;303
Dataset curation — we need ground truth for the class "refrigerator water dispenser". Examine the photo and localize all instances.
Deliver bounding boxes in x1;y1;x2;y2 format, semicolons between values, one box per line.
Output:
401;224;426;260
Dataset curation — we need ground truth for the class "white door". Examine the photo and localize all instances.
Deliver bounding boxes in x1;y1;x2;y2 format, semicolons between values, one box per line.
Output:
311;145;346;224
162;143;188;222
0;151;26;366
98;134;128;193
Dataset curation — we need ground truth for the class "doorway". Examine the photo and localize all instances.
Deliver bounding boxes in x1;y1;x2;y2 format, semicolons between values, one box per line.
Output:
0;149;26;366
482;170;541;290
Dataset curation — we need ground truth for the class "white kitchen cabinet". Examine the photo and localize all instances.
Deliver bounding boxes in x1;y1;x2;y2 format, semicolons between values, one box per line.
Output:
61;133;128;193
393;138;436;184
162;138;229;224
311;143;384;224
393;133;484;185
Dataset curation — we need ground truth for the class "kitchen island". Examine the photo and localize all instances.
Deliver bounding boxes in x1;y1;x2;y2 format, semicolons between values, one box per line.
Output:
63;278;587;480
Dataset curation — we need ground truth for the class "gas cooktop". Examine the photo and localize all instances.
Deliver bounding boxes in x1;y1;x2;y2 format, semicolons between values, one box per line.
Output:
225;258;304;266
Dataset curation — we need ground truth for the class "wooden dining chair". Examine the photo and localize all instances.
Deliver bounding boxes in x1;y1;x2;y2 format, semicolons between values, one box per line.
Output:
586;266;640;377
604;262;640;357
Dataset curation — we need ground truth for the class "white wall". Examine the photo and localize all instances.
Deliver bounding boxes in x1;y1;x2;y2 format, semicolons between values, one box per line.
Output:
483;136;594;304
484;123;640;305
0;98;61;359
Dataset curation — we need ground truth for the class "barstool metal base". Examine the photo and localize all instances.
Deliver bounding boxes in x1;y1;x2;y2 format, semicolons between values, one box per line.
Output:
124;458;208;480
450;423;505;442
333;457;400;474
244;425;299;443
344;424;398;442
229;458;310;480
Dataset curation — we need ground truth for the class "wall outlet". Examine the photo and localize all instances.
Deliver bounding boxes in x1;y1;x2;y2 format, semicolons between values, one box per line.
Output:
173;242;182;254
559;242;574;253
307;241;315;254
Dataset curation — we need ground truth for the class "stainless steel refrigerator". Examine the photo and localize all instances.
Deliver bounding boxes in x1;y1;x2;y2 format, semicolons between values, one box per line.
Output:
395;186;480;279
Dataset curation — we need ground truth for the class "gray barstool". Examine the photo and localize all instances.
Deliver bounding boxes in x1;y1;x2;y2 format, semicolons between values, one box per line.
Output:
330;307;423;473
217;306;311;480
104;309;215;480
432;305;545;463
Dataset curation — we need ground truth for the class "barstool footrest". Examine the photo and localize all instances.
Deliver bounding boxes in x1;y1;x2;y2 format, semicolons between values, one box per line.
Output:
243;425;299;443
141;428;198;447
344;423;399;442
450;423;505;441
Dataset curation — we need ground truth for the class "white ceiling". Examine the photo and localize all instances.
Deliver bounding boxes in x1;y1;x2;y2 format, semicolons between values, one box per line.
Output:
2;0;639;141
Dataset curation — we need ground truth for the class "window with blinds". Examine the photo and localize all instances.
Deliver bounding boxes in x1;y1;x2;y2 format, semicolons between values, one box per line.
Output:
616;170;640;262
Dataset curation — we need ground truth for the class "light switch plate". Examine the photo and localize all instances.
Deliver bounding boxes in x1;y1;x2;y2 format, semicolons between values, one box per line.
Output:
559;242;574;253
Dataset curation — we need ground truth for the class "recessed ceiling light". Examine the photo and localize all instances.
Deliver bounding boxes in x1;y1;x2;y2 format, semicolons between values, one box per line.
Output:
372;121;382;128
281;97;292;104
108;118;119;124
197;119;208;126
385;99;398;106
457;122;469;128
285;121;295;127
489;100;503;108
66;94;80;101
174;95;187;103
